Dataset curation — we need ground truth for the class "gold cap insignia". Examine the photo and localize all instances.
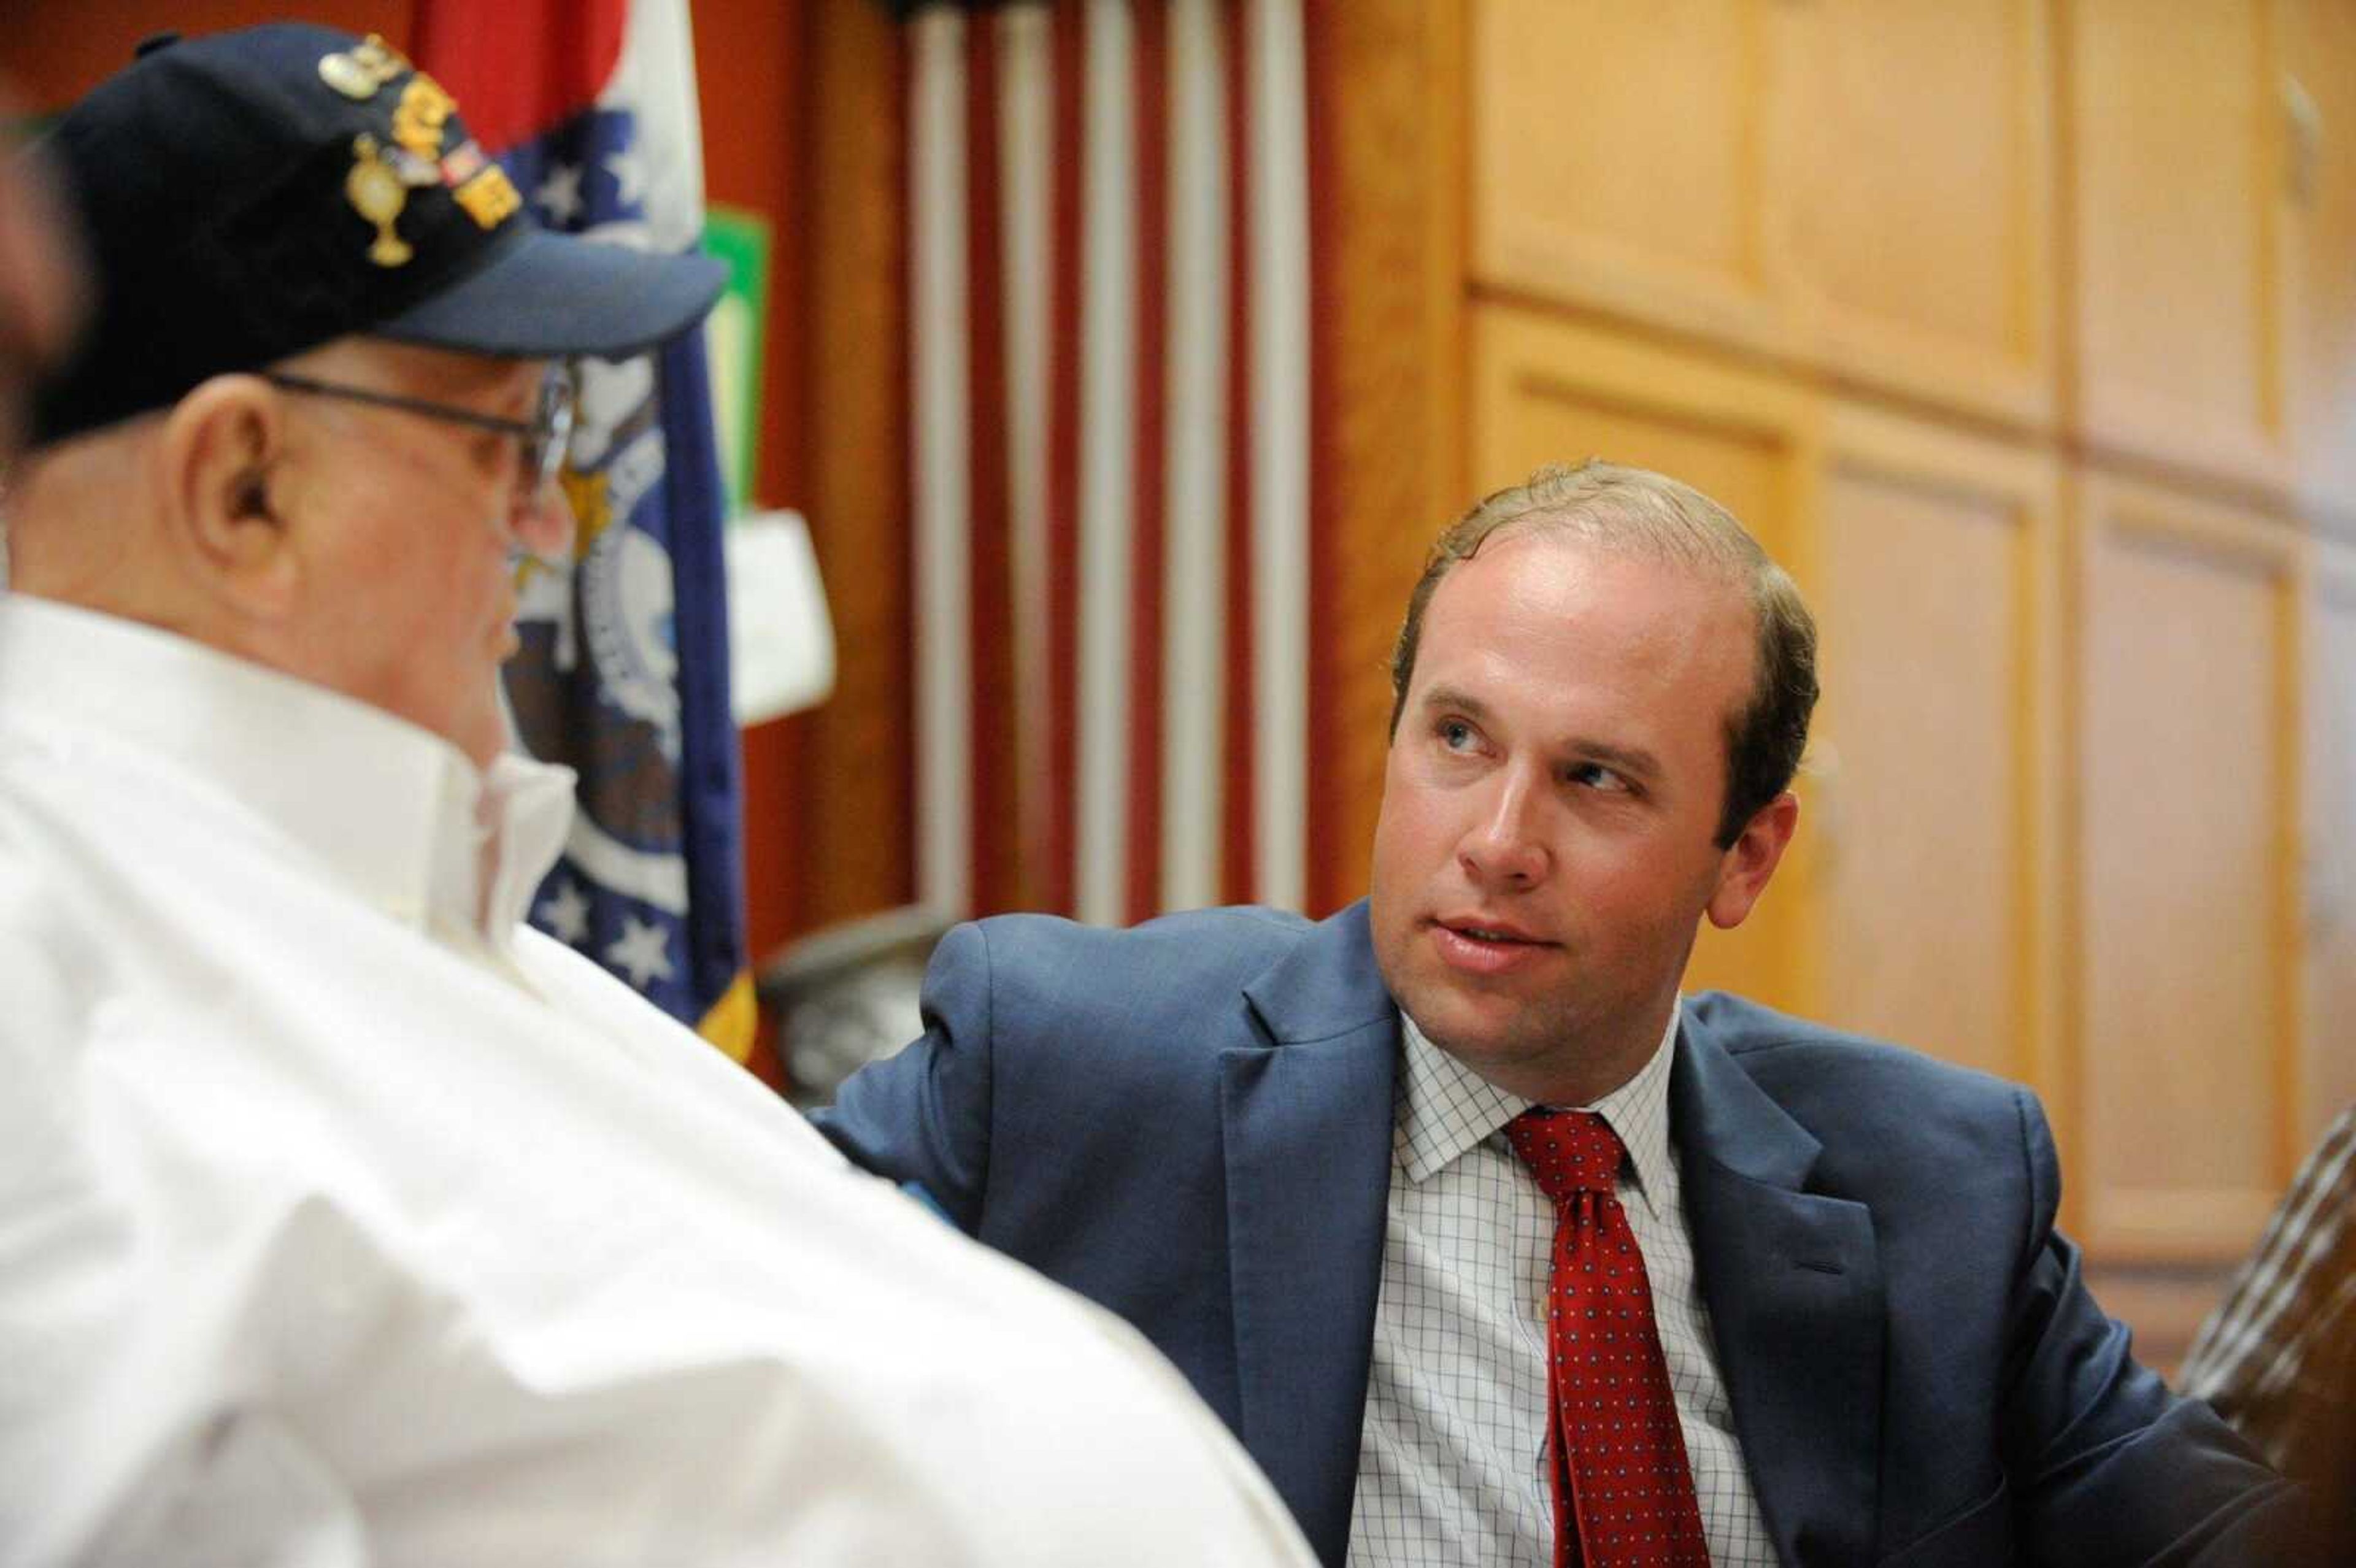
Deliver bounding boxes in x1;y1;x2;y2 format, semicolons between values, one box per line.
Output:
392;75;458;161
346;134;414;267
452;166;523;231
318;34;412;102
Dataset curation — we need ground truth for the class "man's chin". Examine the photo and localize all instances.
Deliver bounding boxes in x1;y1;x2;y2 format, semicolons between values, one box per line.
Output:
1396;980;1538;1067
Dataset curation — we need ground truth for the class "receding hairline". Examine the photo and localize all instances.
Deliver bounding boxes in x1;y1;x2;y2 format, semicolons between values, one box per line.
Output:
1453;504;1769;650
1471;483;1769;581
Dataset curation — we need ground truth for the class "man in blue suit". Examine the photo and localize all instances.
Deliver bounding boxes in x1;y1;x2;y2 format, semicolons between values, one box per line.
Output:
816;461;2299;1566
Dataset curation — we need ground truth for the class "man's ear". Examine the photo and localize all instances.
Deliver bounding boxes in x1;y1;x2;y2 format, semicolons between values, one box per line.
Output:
1705;791;1799;931
154;375;301;618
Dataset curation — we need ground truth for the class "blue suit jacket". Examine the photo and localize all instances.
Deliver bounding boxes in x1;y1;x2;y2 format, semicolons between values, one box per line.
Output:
814;902;2299;1566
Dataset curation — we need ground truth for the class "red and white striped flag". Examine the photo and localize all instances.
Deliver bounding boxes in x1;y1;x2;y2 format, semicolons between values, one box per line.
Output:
901;0;1310;927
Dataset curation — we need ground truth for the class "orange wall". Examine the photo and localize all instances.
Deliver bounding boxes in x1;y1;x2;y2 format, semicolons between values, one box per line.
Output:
2;2;415;108
684;0;815;987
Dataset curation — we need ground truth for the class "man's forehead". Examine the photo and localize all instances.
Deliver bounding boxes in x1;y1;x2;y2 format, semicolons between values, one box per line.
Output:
1417;531;1757;717
1444;526;1750;631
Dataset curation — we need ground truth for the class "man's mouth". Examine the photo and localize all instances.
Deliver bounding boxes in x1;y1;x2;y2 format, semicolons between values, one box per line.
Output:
1434;916;1547;945
1428;917;1556;974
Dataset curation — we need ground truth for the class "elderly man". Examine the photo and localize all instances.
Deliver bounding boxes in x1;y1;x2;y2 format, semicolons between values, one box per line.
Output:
0;26;1313;1567
817;460;2306;1566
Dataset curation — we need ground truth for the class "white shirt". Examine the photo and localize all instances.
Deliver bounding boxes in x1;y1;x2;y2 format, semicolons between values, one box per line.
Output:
0;597;1315;1568
1347;1005;1777;1566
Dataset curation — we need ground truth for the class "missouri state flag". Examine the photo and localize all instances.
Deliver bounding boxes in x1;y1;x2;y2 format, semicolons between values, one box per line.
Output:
413;0;755;1060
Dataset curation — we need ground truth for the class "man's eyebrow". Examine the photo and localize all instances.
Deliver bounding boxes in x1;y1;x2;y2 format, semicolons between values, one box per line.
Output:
1561;738;1665;783
1415;683;1492;723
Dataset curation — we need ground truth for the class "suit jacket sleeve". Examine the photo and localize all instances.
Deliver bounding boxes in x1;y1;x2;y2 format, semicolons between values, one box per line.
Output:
809;920;997;1235
1997;1089;2311;1563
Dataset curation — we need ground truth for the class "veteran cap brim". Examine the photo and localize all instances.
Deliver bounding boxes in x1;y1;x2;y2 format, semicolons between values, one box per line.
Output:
377;225;728;363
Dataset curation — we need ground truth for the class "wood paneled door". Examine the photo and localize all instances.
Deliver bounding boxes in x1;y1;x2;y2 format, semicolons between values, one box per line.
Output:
2062;0;2292;489
1472;0;2056;428
1771;0;2055;425
2074;474;2306;1261
1811;406;2065;1096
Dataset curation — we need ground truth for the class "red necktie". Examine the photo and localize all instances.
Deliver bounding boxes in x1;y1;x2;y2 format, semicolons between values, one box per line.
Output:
1506;1108;1711;1567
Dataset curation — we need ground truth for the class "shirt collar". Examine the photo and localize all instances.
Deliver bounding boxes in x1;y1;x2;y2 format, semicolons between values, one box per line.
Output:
0;595;575;952
1395;998;1684;1219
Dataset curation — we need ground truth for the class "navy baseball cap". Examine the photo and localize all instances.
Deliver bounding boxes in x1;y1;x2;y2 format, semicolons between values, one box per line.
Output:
29;23;728;446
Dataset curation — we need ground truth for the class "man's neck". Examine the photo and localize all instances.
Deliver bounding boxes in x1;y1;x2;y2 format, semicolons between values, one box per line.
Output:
1460;1005;1679;1110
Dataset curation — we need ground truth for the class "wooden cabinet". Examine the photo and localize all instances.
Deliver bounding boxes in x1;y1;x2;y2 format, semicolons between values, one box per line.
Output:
1472;0;2054;426
1474;0;1775;353
1771;0;2055;424
1811;408;2065;1092
1468;306;1820;1017
1473;0;2344;493
2074;475;2304;1259
2062;0;2290;488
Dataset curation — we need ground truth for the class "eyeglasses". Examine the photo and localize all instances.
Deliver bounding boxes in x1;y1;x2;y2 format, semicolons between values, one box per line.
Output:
264;365;576;494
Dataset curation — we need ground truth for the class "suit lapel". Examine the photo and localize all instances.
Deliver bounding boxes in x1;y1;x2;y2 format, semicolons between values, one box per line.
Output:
1674;1013;1884;1566
1222;901;1398;1568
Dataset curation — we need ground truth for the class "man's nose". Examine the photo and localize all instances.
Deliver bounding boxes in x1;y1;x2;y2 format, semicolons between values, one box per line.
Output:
510;471;576;565
1458;766;1551;888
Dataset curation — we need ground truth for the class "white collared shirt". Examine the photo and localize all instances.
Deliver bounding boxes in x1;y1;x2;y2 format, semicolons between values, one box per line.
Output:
0;596;1314;1568
1347;1004;1777;1566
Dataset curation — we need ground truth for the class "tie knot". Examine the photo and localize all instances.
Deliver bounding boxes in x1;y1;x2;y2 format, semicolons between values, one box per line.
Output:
1504;1109;1625;1205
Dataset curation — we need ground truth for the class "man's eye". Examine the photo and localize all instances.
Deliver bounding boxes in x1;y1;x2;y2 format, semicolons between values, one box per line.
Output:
1438;719;1476;751
1568;762;1631;793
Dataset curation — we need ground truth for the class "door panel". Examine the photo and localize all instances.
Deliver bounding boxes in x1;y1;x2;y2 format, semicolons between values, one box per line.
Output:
1814;409;2062;1090
2078;475;2300;1260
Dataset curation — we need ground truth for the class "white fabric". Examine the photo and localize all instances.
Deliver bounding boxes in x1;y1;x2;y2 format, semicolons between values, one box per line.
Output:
1347;1003;1776;1567
0;596;1314;1568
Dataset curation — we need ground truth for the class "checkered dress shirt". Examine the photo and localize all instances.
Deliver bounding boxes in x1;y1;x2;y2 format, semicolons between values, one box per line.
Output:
2179;1104;2356;1470
1346;1004;1776;1566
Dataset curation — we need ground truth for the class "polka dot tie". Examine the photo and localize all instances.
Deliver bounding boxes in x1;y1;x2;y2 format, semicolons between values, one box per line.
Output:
1506;1108;1711;1568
